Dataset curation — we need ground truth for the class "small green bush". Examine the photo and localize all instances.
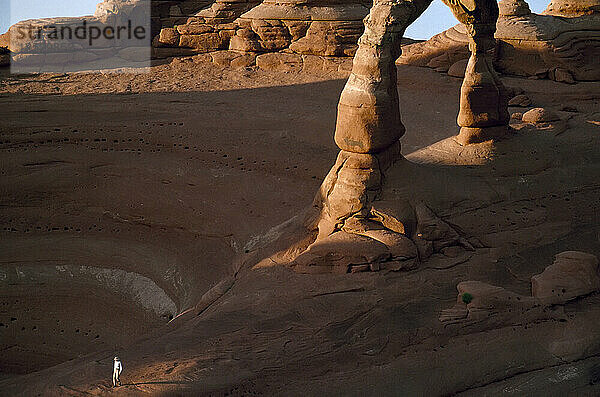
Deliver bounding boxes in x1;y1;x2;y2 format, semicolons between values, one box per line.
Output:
462;292;473;304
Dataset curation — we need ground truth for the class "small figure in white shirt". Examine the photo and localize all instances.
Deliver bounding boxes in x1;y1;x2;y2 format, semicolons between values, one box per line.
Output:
112;356;123;387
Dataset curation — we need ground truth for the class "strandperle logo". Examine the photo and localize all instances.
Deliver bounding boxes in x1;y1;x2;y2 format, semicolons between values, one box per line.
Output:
14;20;147;46
9;1;151;73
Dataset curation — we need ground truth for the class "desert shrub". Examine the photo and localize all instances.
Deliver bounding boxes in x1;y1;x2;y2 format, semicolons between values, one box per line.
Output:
462;292;473;304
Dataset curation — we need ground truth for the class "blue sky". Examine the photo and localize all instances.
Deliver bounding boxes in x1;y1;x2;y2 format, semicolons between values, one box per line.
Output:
1;0;99;34
1;0;549;40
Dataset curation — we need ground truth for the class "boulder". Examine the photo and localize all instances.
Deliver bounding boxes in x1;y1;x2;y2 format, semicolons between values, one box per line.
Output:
522;107;561;123
550;68;576;84
508;94;532;107
256;52;302;72
532;251;600;303
158;28;181;47
179;33;227;51
447;59;468;78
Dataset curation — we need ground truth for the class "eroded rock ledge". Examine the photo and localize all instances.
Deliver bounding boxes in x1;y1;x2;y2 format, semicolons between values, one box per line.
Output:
441;251;600;327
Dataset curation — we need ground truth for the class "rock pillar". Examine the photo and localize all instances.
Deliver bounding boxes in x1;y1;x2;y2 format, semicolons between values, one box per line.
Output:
317;0;432;238
442;0;510;145
334;0;432;154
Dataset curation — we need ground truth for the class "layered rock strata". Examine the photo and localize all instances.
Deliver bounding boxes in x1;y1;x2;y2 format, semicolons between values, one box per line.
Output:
150;0;371;56
398;0;600;82
228;0;370;56
3;0;599;72
154;0;260;54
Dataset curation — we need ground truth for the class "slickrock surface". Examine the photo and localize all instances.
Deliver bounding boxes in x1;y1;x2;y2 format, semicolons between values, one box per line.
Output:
441;251;600;325
532;251;600;301
0;32;600;395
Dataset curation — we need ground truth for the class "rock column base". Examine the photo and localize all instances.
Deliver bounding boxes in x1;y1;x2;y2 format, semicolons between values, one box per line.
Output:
456;125;509;145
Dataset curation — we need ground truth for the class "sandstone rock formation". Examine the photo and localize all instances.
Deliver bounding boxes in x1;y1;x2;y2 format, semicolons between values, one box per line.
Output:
153;0;256;55
399;0;600;82
440;251;600;325
0;46;9;67
147;0;371;56
439;280;553;324
4;0;600;76
228;0;370;56
250;0;514;274
441;0;510;144
521;107;561;123
0;0;218;64
532;251;600;302
543;0;600;16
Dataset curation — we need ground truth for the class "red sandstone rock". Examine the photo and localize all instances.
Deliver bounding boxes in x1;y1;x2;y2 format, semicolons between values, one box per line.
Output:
522;107;561;123
447;59;468;78
532;251;600;303
508;94;532;107
399;0;600;82
291;231;391;273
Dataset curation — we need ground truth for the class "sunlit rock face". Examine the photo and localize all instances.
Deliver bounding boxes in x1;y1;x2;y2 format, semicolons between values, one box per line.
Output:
440;0;510;144
543;0;600;16
251;0;514;274
156;0;369;56
228;0;370;56
398;0;600;82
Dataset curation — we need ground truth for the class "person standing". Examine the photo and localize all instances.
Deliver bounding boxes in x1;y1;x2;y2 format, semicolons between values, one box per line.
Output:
113;356;123;387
